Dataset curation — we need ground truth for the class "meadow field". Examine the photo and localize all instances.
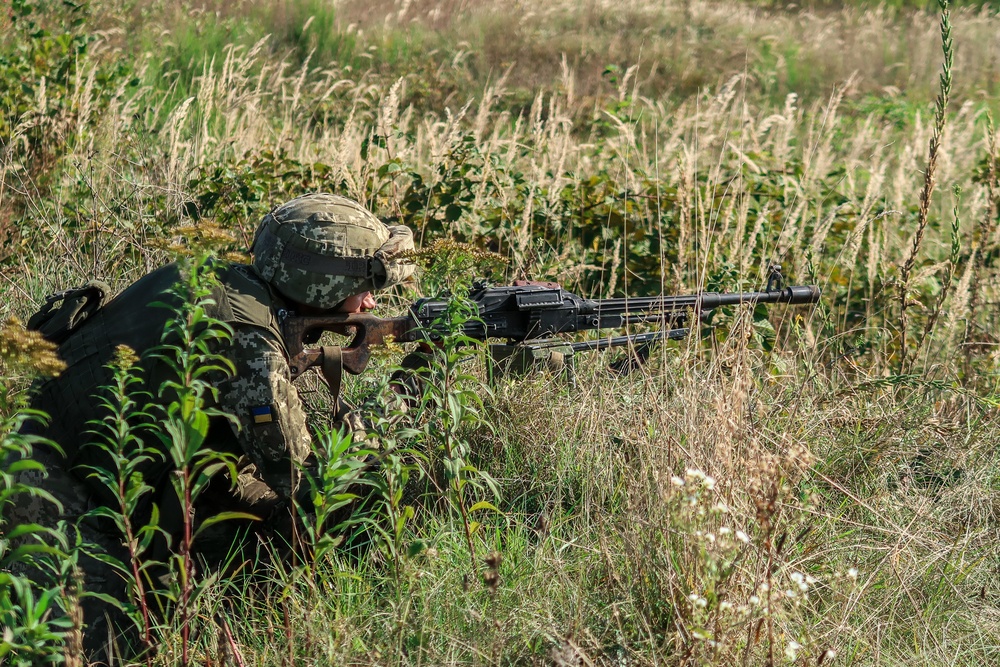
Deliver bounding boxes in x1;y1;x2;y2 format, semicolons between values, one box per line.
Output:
3;0;1000;664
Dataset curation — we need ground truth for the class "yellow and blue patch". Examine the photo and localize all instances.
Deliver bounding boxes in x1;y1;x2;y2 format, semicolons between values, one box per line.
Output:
251;405;274;424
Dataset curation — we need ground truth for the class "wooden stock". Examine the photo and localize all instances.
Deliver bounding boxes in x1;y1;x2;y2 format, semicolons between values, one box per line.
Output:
284;313;420;379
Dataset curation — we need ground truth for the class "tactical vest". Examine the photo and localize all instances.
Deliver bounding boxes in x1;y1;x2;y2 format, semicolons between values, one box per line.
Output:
30;262;287;494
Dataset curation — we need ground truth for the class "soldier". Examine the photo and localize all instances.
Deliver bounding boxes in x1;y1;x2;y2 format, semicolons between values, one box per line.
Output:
7;193;415;663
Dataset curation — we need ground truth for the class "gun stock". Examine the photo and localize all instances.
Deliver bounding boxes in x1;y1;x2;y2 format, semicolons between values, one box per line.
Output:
284;313;419;379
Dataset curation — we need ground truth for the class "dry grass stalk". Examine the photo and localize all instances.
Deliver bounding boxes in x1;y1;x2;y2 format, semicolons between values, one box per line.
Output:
898;0;954;370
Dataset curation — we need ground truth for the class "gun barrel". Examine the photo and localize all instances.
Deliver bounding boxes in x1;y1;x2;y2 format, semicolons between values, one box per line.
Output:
592;285;820;314
701;285;821;308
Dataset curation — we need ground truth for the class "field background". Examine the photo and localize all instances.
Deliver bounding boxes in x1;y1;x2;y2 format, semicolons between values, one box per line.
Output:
3;0;1000;665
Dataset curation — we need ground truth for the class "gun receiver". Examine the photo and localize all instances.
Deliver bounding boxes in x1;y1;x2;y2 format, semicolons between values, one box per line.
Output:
283;279;821;381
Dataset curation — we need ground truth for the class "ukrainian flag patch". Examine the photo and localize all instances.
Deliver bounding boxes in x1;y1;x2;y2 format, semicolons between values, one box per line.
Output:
251;405;274;424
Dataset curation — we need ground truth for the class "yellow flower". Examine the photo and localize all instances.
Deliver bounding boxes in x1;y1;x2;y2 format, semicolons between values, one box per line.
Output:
0;317;66;378
112;344;139;371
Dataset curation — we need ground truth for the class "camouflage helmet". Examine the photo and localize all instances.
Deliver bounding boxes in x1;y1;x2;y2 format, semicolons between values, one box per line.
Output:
251;193;415;310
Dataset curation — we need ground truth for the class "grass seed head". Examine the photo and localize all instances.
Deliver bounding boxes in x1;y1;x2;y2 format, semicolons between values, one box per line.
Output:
482;569;499;595
484;550;502;570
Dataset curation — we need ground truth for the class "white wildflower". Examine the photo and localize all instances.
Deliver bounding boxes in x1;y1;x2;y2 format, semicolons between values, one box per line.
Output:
785;640;802;661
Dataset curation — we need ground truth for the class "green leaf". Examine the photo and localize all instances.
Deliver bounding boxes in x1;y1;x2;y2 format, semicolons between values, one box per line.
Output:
5;543;65;563
4;458;45;475
406;540;427;558
80;506;125;530
80;591;126;611
468;500;501;515
5;523;53;540
85;551;129;574
194;511;260;538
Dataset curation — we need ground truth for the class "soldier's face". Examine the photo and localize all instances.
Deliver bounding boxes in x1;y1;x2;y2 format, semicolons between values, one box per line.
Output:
338;291;376;313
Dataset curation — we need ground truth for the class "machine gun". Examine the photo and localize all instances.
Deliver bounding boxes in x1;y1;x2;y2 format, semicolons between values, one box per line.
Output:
281;267;821;390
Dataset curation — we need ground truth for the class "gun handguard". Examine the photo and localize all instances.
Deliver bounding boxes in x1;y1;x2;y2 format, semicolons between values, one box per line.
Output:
284;313;421;380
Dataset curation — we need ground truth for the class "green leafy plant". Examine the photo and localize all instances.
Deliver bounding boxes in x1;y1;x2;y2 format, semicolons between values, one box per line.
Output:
184;149;349;238
0;0;131;181
77;344;159;661
145;255;245;667
405;296;500;579
0;319;73;665
295;426;377;570
359;383;428;590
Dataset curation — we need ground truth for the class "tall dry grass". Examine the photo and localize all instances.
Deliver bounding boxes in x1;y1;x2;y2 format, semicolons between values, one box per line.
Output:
9;36;995;299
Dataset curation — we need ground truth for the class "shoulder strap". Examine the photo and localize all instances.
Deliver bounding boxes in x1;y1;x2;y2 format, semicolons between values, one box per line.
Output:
319;345;343;402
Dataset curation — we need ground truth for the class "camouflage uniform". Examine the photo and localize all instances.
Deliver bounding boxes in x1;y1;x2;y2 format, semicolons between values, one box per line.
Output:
6;193;415;663
22;192;414;520
24;262;312;503
6;261;312;631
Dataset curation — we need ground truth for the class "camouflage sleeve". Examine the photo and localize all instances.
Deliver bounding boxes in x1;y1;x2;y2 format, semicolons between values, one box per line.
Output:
215;326;312;499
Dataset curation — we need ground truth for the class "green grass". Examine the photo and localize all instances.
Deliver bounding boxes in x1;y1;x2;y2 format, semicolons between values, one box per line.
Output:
92;0;1000;126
